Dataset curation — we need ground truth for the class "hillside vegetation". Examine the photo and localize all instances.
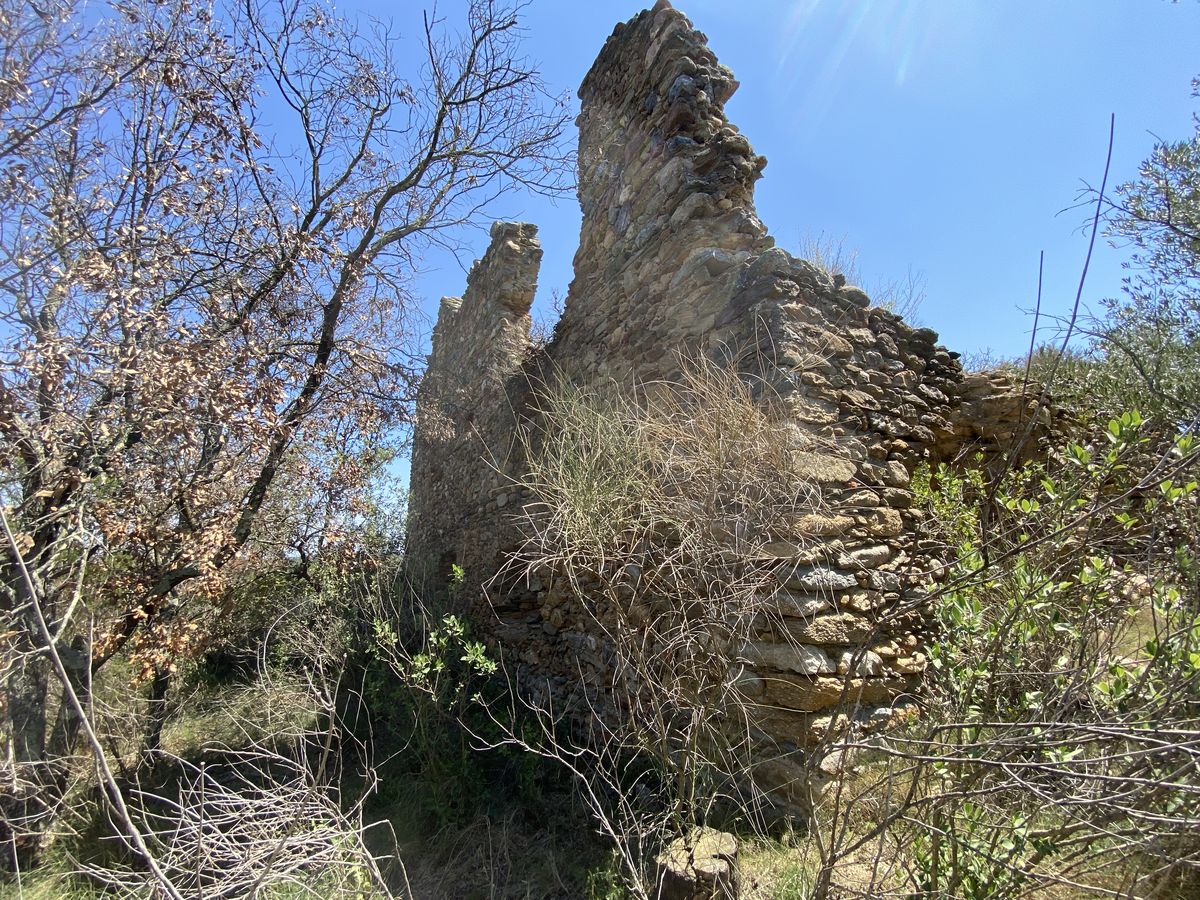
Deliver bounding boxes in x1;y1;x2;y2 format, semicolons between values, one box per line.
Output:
1;0;1198;898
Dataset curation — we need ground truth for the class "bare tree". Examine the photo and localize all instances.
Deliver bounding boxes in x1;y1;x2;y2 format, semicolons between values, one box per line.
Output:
0;0;569;865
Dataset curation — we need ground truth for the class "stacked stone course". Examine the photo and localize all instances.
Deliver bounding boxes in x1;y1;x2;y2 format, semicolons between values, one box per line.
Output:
407;2;1049;806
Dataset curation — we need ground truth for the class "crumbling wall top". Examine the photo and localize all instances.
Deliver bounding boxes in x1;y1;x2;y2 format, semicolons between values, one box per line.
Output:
424;221;541;391
407;221;542;590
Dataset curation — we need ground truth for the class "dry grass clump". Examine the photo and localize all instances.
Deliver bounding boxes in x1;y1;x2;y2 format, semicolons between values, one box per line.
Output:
496;354;835;896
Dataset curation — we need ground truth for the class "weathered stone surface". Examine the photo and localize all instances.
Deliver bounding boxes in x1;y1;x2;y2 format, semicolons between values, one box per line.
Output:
859;507;904;537
751;754;810;802
407;221;542;601
939;371;1059;468
730;667;765;699
787;612;876;645
781;565;859;593
837;648;884;676
837;544;892;570
890;653;928;675
743;641;835;675
768;589;831;619
762;674;917;712
792;451;857;484
793;513;854;537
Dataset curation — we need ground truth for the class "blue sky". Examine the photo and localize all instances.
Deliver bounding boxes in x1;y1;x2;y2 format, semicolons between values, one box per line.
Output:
365;0;1199;364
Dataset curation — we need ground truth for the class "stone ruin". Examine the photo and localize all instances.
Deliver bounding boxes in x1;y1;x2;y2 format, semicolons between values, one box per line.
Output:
407;1;1046;808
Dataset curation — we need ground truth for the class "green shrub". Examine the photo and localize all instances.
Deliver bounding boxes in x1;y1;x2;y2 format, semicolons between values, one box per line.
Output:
893;410;1200;896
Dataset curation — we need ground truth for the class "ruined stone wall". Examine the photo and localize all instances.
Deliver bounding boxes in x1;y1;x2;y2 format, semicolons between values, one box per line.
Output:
407;222;541;601
407;1;1047;807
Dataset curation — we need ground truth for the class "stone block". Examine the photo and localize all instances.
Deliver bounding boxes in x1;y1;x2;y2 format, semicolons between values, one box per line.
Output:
787;612;876;645
781;565;859;593
762;674;914;712
742;641;836;676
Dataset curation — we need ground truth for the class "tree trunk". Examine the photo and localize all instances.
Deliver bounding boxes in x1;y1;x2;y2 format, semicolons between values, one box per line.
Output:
4;564;49;765
140;667;172;772
3;579;88;872
46;634;91;763
1;624;52;872
6;646;48;765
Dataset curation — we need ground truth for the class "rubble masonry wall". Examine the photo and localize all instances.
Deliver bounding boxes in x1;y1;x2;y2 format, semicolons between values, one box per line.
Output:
407;1;1045;805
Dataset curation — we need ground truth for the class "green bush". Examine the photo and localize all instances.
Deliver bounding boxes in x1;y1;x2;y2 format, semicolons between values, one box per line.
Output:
895;410;1200;897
